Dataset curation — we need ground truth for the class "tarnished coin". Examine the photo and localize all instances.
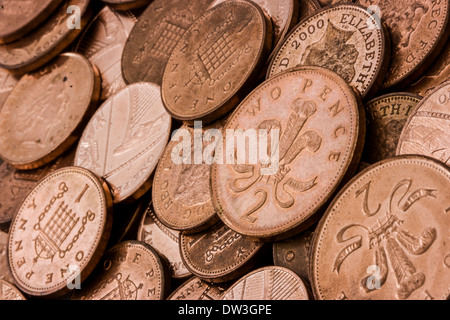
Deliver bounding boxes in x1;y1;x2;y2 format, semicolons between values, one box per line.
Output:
298;0;321;22
162;0;273;124
101;0;152;11
268;4;389;98
75;83;172;204
363;93;422;164
0;68;19;111
273;226;315;281
0;0;63;44
8;167;113;297
357;0;449;89
0;148;76;225
0;280;26;300
73;241;170;300
311;156;450;300
0;230;14;283
122;0;214;86
212;66;365;240
397;81;450;166
222;266;310;300
0;53;100;170
407;41;450;98
76;7;138;100
168;276;229;300
138;202;191;279
0;0;92;74
180;222;264;283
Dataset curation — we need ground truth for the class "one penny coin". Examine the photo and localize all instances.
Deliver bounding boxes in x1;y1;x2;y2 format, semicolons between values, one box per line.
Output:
0;53;101;170
0;279;26;300
75;83;172;204
162;0;273;124
311;156;450;300
101;0;152;11
168;276;229;300
8;167;113;297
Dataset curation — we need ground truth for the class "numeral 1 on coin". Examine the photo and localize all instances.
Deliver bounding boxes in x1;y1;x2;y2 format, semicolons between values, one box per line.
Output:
75;184;90;203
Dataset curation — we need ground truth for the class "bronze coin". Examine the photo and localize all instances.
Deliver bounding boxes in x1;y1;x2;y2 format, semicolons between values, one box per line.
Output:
222;266;310;300
357;0;450;90
0;0;92;74
363;93;422;164
75;83;172;204
267;3;389;98
212;66;365;240
168;276;230;300
0;0;63;44
397;81;450;166
179;222;264;283
101;0;152;11
0;279;26;300
8;167;113;297
72;241;170;300
0;148;76;225
298;0;321;22
75;6;138;101
138;202;192;279
0;68;19;111
162;0;273;124
311;156;450;300
122;0;214;86
0;53;100;170
0;230;14;284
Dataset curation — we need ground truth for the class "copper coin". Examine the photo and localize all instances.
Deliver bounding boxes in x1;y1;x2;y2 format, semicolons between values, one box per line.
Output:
311;156;450;300
138;202;192;279
0;53;100;170
0;68;19;111
273;226;316;281
122;0;214;86
162;0;273;124
357;0;450;90
101;0;152;11
298;0;321;22
72;241;170;300
180;222;264;283
0;230;14;284
0;0;92;74
0;279;26;300
0;148;76;225
8;167;113;297
212;66;365;240
267;4;389;98
152;122;224;233
75;83;172;204
407;41;450;98
168;276;230;300
76;7;138;101
363;93;422;164
397;81;450;166
0;0;63;44
222;266;310;300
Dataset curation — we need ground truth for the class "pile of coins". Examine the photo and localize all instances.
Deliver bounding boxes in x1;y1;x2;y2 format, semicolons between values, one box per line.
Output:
0;0;448;301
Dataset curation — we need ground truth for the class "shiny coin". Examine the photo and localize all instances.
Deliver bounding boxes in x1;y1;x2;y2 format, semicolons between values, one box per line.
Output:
162;0;273;124
0;53;100;170
75;83;172;204
8;167;113;297
0;230;14;284
298;0;321;22
311;156;450;300
168;276;229;300
0;279;26;300
267;3;389;98
101;0;152;11
0;68;19;111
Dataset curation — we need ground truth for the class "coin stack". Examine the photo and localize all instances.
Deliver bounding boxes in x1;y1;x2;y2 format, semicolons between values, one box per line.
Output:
0;0;448;301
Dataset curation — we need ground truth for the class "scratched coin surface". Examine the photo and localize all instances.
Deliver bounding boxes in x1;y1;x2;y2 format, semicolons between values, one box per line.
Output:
122;0;214;86
298;0;321;22
212;66;364;240
357;0;449;89
101;0;152;10
168;276;230;300
397;81;450;166
0;280;26;300
138;202;191;279
0;0;92;74
75;83;172;204
222;266;310;300
311;156;450;300
0;53;100;170
76;6;138;100
0;0;62;44
73;241;169;300
162;0;273;123
0;230;14;283
363;93;422;164
267;4;389;98
180;222;264;283
0;68;18;111
8;167;113;297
